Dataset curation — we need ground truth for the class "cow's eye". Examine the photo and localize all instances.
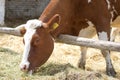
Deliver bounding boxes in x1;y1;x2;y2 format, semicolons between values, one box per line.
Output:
33;37;40;46
35;38;40;43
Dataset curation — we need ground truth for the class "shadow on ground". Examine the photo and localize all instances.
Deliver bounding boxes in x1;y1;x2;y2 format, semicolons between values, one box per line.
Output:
36;63;75;76
34;63;104;80
0;47;19;55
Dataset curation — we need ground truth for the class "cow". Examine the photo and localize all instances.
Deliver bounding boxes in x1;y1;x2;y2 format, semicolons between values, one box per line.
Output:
0;0;120;77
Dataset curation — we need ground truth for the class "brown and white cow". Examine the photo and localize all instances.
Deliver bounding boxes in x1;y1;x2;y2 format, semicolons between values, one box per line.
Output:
1;0;120;77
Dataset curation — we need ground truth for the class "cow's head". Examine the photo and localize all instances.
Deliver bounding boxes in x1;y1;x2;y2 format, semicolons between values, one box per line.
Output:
18;14;60;73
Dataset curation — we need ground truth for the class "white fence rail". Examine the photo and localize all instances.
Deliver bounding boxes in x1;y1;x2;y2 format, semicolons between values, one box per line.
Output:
57;34;120;52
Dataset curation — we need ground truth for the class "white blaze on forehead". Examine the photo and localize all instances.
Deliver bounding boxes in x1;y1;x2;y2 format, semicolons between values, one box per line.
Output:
98;31;108;41
25;19;43;29
20;19;43;70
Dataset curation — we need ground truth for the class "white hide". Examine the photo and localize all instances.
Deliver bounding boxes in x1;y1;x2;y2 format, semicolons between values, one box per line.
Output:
20;19;43;70
98;31;108;41
88;0;92;3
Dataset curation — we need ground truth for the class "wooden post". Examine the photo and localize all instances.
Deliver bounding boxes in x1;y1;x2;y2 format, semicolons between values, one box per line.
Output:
0;0;5;26
57;34;120;52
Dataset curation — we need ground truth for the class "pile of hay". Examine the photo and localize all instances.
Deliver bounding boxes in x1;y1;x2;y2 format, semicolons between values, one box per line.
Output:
0;34;120;80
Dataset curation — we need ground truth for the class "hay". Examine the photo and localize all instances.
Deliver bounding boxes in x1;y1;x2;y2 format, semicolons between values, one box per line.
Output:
0;34;120;80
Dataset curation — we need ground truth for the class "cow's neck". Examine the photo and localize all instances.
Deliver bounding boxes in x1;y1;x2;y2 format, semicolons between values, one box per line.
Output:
39;0;59;22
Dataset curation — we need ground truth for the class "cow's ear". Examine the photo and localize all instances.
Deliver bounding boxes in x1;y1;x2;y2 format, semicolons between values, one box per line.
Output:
15;24;26;36
43;14;60;31
20;27;26;36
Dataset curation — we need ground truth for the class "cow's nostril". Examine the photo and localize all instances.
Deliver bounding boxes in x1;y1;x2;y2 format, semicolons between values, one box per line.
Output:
23;65;27;70
20;61;30;72
21;65;28;71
